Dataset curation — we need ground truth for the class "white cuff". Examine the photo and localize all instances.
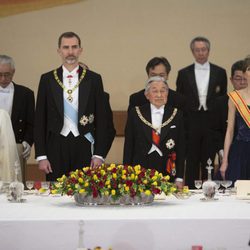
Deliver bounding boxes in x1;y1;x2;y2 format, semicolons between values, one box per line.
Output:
36;155;47;162
92;155;105;162
175;178;183;182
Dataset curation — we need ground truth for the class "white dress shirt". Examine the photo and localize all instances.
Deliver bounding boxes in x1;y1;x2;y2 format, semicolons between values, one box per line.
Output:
148;104;164;156
195;61;210;110
60;65;80;137
0;82;14;116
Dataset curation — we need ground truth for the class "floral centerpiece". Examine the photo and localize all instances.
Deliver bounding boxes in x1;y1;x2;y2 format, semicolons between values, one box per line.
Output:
51;164;177;205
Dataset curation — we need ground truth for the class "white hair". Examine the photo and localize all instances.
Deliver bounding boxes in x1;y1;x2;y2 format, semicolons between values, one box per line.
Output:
144;76;168;93
0;55;15;70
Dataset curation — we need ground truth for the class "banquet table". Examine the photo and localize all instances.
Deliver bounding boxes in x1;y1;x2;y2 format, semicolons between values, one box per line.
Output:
0;192;250;250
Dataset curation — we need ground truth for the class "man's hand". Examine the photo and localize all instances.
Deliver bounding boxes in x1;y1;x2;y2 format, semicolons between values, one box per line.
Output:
175;179;184;190
90;157;103;168
38;159;53;174
22;141;31;160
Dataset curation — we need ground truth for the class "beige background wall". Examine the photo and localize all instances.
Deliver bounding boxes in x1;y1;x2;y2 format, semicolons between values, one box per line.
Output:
1;0;250;164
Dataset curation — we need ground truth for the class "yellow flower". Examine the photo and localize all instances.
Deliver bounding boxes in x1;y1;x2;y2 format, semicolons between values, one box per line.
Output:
122;170;126;175
101;169;106;176
70;174;76;179
152;181;157;186
84;182;89;187
83;167;89;171
75;184;79;189
93;174;98;181
104;191;109;196
183;186;189;193
125;186;129;192
152;176;157;181
108;185;111;189
134;165;141;171
51;189;58;194
111;190;116;196
165;175;170;181
112;173;117;179
122;175;126;180
79;189;85;193
105;180;110;186
130;173;135;180
170;187;177;193
143;179;148;184
78;177;83;183
145;190;151;196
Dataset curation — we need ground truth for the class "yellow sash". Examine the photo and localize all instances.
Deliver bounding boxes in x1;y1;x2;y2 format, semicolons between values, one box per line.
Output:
228;90;250;128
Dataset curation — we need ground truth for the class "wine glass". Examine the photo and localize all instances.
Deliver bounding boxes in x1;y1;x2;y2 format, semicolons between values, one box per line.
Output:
221;180;232;194
25;181;34;193
194;180;202;192
214;180;221;191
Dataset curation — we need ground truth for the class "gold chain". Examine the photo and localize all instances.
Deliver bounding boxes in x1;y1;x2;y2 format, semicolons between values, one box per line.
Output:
53;68;87;102
135;106;177;131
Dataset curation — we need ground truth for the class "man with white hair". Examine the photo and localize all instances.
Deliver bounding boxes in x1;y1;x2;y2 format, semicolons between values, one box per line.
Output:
123;76;185;183
0;55;34;182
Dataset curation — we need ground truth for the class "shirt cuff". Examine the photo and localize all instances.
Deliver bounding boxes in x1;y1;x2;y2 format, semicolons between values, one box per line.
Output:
36;155;47;162
175;178;183;182
92;155;105;162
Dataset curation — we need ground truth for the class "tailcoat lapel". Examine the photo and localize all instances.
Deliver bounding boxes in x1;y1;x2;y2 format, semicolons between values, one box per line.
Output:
160;106;174;142
188;64;199;101
206;64;216;100
11;83;21;123
78;67;91;120
51;67;64;117
139;104;153;144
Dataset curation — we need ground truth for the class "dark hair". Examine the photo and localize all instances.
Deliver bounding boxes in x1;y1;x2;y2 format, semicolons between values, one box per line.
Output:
190;36;210;51
242;55;250;72
231;60;244;77
145;57;171;75
58;31;81;48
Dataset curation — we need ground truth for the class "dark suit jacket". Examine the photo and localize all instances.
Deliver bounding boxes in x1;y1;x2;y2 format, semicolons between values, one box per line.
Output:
104;92;116;154
209;95;228;154
128;88;186;112
123;104;185;178
34;66;108;158
176;63;227;112
11;83;35;146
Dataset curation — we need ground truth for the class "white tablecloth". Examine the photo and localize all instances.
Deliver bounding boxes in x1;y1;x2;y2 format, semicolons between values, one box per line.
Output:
0;192;250;250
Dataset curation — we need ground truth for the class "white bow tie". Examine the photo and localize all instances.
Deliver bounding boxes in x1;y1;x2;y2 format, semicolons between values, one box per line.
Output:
195;65;209;70
152;108;164;115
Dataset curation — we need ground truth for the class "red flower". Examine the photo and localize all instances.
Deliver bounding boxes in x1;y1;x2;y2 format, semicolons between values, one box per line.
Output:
125;180;133;187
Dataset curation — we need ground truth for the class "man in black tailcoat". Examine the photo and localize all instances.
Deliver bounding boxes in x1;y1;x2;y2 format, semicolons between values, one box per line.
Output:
34;32;108;181
176;36;227;188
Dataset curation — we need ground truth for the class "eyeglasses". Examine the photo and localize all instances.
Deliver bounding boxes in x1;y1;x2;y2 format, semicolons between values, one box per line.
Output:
232;77;244;82
0;72;12;78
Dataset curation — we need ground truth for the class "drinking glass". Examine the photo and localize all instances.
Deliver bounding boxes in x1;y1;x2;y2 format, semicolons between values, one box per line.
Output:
41;181;50;195
194;180;202;192
214;180;221;191
220;180;233;194
25;181;34;193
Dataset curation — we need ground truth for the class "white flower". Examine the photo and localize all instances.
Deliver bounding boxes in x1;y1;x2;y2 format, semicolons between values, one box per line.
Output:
80;115;89;126
166;139;175;149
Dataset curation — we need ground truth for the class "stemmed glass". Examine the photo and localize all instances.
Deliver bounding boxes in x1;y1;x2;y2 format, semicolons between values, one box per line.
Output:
194;180;202;192
220;180;233;194
25;181;34;194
